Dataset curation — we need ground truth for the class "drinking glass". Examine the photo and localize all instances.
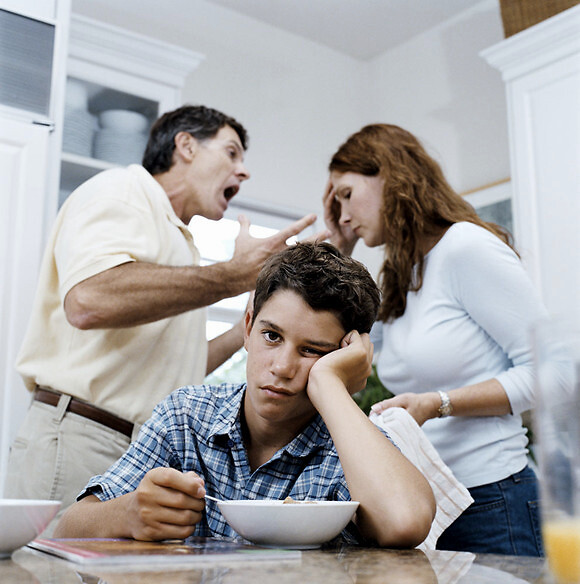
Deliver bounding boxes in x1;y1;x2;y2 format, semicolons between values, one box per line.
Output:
533;313;580;584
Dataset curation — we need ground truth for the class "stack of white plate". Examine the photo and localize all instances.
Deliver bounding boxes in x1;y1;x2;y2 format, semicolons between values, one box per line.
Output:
62;80;95;157
93;109;150;166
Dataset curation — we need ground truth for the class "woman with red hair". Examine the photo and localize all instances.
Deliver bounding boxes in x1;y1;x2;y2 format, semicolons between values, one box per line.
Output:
323;123;547;556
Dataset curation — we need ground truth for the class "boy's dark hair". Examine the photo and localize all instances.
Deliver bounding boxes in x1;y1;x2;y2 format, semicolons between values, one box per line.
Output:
252;242;380;334
142;104;248;175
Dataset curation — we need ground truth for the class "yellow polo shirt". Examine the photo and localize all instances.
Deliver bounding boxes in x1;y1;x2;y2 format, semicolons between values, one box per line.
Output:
16;165;207;426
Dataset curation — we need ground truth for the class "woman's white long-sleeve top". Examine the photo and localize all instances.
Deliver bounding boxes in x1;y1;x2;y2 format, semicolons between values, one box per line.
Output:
372;222;548;488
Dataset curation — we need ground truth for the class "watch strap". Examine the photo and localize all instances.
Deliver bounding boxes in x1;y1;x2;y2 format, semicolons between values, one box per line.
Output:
437;390;453;418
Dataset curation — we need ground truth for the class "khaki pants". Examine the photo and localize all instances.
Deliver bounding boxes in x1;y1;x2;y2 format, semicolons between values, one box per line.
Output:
5;396;133;536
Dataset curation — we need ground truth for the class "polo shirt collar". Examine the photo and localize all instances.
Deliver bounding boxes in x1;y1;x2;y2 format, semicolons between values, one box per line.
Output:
208;383;246;440
129;164;192;235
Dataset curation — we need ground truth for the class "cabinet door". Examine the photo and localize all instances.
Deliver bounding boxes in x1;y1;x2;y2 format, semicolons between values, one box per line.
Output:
0;118;50;492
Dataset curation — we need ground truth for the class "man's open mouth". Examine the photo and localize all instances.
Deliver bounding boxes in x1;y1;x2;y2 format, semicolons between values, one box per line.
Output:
224;185;239;201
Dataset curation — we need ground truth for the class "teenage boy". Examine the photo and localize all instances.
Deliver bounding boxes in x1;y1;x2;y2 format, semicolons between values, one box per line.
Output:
55;242;435;548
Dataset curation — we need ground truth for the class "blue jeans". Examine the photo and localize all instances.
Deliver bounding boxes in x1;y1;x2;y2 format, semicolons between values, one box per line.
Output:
436;466;544;556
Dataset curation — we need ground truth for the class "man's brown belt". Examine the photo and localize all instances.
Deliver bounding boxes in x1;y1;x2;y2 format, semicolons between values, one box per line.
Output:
33;387;133;438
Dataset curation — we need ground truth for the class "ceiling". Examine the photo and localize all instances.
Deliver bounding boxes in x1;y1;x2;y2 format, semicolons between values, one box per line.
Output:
204;0;489;60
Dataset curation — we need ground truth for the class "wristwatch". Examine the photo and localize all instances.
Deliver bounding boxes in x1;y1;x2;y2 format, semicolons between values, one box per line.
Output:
437;391;453;418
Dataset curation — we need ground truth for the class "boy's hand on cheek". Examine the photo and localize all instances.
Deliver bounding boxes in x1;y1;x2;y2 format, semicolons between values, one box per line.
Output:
126;468;206;541
308;331;374;401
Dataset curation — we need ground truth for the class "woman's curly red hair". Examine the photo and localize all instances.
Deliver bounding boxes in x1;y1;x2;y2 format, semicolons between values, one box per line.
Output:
329;124;516;322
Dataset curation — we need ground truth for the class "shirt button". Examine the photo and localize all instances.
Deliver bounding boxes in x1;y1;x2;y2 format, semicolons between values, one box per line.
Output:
227;439;235;447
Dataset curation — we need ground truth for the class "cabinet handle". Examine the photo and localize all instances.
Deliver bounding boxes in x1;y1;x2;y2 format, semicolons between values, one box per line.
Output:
32;120;55;132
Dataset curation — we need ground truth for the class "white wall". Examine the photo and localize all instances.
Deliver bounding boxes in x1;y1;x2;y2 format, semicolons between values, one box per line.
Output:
369;0;508;194
71;0;369;215
189;37;370;226
355;0;508;275
71;0;508;279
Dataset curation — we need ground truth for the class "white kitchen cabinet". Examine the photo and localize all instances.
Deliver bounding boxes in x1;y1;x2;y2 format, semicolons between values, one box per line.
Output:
481;5;580;316
0;11;203;493
0;120;54;495
59;14;204;204
0;0;70;495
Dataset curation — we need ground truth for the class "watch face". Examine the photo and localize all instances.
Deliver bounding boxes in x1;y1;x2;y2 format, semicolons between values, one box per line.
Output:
439;404;452;417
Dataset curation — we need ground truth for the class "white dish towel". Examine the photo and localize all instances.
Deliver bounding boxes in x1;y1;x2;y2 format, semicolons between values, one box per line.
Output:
369;407;474;551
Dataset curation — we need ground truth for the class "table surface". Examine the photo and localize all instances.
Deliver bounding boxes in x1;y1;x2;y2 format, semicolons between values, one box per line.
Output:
1;539;550;584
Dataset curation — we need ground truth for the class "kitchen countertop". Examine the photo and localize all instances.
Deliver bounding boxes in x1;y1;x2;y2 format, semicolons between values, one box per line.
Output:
1;541;550;584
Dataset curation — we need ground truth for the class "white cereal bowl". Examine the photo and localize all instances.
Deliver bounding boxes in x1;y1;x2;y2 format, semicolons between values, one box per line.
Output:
0;499;61;558
217;499;359;549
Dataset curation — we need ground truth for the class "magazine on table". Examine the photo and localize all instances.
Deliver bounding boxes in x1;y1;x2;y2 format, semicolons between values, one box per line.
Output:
27;536;301;566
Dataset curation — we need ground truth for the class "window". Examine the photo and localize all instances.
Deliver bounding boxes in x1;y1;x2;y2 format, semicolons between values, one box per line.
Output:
463;180;513;236
189;197;316;384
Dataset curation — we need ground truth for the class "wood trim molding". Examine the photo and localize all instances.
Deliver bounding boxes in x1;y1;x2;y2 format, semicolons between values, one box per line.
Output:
460;177;510;197
481;5;580;81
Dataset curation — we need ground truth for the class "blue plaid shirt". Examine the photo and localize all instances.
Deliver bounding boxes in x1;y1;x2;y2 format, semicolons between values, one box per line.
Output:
82;383;380;543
